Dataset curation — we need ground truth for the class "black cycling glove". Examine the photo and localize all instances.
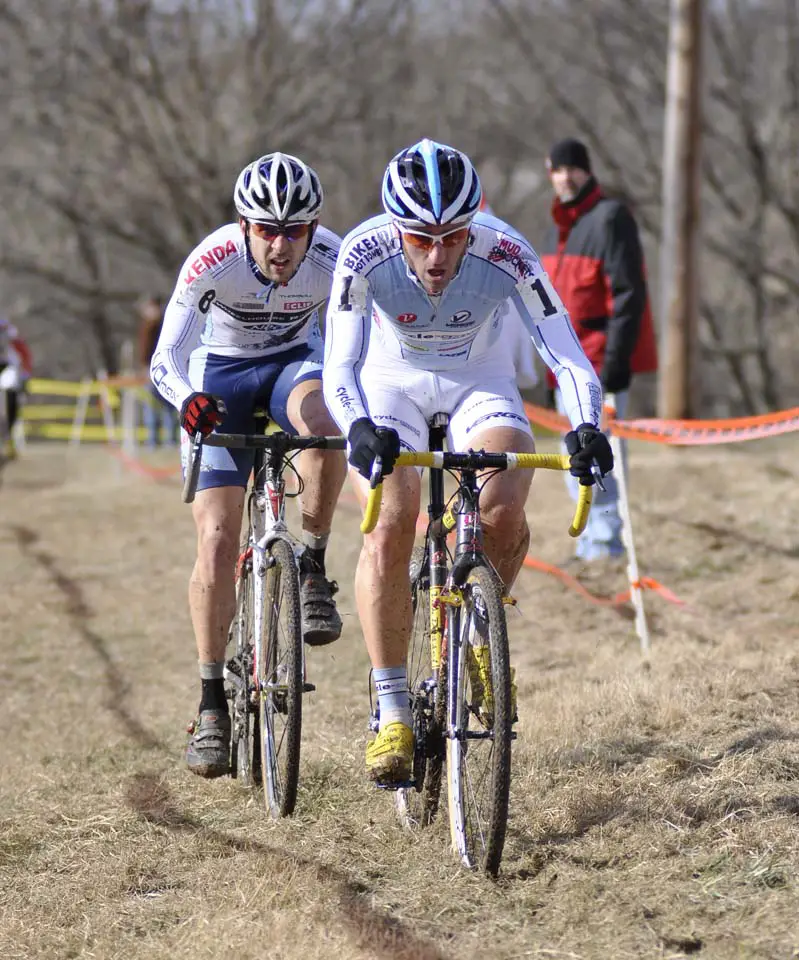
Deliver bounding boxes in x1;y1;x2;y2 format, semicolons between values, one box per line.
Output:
564;422;614;486
348;418;401;480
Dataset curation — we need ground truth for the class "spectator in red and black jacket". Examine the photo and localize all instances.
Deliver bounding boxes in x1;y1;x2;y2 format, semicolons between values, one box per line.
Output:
540;138;658;564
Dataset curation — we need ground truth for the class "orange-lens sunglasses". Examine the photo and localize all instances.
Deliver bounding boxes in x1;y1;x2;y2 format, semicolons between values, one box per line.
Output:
250;221;312;242
401;226;470;251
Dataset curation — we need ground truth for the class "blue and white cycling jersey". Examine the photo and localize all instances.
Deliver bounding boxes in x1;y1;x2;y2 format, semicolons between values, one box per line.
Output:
151;222;341;411
323;211;602;434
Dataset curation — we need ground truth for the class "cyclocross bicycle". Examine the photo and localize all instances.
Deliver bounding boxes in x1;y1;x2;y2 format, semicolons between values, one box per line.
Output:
360;413;592;876
183;418;346;818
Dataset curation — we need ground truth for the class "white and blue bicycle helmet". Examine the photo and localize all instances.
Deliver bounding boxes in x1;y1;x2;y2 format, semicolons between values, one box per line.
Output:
234;152;324;223
381;139;482;228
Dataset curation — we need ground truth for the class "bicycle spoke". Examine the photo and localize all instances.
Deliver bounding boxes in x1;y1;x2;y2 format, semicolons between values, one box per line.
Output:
395;546;444;829
228;561;256;787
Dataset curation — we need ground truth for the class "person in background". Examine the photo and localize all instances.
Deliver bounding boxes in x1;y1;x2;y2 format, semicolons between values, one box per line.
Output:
540;138;658;565
0;317;32;458
138;296;180;447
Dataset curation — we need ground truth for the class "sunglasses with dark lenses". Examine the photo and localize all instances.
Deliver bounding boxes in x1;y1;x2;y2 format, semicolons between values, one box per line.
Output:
249;221;312;242
400;226;470;251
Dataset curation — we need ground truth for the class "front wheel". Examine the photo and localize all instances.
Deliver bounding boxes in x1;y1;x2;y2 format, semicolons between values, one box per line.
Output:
228;556;255;787
446;563;512;876
258;538;303;817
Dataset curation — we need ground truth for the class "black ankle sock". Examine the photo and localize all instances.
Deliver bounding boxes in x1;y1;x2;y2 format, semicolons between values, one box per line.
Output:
199;678;228;713
301;546;326;575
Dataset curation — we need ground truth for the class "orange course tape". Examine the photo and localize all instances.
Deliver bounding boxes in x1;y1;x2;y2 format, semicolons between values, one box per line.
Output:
523;401;799;445
521;555;684;608
413;505;683;608
107;446;182;480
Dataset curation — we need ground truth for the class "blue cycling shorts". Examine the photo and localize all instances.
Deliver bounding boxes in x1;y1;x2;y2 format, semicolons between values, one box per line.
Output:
182;343;323;491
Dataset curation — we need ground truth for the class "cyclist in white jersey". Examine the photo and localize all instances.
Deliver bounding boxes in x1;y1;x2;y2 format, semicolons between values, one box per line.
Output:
323;139;614;784
151;153;347;778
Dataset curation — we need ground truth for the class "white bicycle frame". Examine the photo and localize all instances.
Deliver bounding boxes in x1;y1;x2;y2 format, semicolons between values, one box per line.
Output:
247;461;306;704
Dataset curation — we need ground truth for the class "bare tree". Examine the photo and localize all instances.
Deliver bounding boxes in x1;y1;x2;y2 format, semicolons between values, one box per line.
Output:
2;0;798;414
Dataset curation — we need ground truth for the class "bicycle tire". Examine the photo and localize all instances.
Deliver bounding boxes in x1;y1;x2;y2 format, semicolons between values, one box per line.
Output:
229;561;255;787
396;547;445;828
446;562;512;876
258;537;303;817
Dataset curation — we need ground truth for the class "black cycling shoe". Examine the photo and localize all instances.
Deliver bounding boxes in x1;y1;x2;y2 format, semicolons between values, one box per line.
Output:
300;571;343;646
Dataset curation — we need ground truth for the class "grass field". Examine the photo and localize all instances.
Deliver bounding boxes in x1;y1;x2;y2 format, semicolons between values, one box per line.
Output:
1;438;798;960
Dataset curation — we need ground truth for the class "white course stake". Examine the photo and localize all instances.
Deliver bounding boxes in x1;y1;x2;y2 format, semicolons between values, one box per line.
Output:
606;393;650;659
70;378;92;447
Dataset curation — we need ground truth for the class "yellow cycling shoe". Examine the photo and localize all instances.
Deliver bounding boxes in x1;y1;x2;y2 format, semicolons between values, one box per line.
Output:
467;645;517;726
365;721;414;784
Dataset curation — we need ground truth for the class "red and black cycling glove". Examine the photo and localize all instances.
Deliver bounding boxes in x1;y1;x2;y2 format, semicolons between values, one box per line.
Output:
180;392;225;437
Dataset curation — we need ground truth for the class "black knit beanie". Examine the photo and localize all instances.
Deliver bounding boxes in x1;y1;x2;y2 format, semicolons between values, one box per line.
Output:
547;138;592;173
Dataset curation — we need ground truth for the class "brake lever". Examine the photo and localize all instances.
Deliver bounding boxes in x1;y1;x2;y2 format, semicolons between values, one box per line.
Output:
369;455;384;489
590;460;607;492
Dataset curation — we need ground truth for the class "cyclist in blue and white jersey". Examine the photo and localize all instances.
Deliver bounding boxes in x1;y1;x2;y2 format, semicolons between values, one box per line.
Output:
152;153;348;778
323;139;614;784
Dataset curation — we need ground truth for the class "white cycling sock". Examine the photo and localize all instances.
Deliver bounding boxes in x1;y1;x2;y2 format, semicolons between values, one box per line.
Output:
303;531;329;551
373;666;411;728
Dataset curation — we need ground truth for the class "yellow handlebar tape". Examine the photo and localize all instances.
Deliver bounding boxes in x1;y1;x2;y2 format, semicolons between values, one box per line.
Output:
569;483;593;537
359;452;593;539
360;481;384;534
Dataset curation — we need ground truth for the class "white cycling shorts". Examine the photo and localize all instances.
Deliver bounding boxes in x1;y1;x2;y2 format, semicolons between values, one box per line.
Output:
357;357;533;453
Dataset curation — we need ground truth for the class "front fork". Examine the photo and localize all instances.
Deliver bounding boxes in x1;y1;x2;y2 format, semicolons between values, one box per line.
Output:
248;464;309;692
426;471;481;724
437;476;482;740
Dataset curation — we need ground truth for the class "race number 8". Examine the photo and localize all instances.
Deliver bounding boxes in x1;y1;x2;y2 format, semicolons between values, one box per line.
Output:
199;290;216;314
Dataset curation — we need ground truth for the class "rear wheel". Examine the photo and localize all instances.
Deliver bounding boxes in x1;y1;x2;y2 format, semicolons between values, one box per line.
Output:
396;546;445;828
258;538;303;817
446;563;512;876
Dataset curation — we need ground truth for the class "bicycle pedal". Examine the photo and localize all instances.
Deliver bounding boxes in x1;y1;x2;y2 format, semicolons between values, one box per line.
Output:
303;682;316;693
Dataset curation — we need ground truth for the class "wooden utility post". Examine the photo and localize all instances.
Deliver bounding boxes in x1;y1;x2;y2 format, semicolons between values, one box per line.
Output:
658;0;705;419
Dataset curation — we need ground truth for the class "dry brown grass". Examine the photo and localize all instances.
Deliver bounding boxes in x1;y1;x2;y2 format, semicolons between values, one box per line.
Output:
1;437;799;960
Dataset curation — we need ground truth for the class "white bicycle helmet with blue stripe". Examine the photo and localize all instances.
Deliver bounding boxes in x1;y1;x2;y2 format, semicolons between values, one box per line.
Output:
234;152;324;223
381;139;482;228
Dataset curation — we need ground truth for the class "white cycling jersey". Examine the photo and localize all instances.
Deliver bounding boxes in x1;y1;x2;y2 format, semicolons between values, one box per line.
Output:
0;317;20;366
0;318;29;391
151;223;341;410
323;211;602;434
